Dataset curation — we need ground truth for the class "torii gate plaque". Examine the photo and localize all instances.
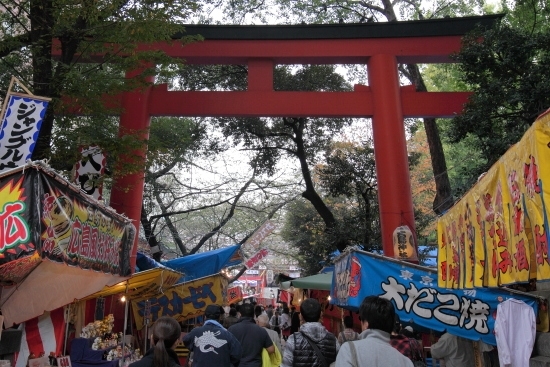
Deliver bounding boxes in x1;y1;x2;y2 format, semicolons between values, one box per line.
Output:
104;15;500;268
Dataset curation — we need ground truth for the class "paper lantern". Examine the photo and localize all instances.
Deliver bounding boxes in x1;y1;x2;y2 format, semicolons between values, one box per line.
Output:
393;225;418;261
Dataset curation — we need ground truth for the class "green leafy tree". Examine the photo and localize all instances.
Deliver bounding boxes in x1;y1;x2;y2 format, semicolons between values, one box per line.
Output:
449;15;550;179
0;0;200;171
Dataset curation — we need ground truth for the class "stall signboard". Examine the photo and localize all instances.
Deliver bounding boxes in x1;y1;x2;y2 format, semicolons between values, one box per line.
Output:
438;112;550;289
227;286;243;304
132;274;227;329
0;94;49;173
0;164;135;284
331;249;539;345
73;145;106;201
245;249;269;269
244;221;276;249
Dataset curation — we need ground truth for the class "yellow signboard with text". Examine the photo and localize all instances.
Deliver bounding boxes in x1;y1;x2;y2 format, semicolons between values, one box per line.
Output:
131;274;227;329
438;111;550;288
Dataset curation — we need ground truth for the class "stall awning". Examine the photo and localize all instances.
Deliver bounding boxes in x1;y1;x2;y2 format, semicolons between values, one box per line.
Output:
79;267;184;301
285;272;333;291
162;245;243;282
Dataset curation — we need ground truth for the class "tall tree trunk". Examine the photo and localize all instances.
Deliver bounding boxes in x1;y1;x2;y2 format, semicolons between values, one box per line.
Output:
291;118;348;251
30;0;54;160
404;64;454;214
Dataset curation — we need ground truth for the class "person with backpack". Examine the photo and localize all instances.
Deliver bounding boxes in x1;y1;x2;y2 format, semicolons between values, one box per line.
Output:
280;298;337;367
337;316;359;346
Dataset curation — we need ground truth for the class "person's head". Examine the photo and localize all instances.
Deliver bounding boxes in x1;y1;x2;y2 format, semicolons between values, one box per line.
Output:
402;326;414;338
229;308;237;317
152;317;181;367
274;309;280;316
205;304;223;321
359;296;396;334
300;298;321;323
291;306;296;312
256;314;269;327
268;305;273;309
282;307;290;315
254;305;263;318
343;315;354;329
240;303;255;318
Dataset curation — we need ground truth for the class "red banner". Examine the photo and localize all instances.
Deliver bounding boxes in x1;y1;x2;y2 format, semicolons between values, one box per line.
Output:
227;286;243;304
245;248;269;269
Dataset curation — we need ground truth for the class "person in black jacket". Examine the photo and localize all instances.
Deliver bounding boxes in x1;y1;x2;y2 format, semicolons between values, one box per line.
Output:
130;316;182;367
183;304;242;367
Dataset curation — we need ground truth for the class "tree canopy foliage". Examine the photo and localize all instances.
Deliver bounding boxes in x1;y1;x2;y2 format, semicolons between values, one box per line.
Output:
0;0;200;171
449;1;550;182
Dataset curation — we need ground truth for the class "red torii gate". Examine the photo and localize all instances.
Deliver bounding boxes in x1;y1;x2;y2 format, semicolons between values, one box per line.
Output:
104;15;499;268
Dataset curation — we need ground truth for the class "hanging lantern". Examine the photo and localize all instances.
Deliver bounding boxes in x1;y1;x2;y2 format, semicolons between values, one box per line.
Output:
392;225;418;261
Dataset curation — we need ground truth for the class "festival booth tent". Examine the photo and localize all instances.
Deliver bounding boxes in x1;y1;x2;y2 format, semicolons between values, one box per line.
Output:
158;245;243;282
331;248;542;346
0;161;136;328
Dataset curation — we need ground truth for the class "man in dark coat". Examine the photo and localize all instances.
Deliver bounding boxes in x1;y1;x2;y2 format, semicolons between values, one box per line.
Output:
228;303;275;367
183;305;242;367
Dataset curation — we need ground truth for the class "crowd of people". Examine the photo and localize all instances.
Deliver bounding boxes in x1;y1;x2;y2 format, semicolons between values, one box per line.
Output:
129;295;479;367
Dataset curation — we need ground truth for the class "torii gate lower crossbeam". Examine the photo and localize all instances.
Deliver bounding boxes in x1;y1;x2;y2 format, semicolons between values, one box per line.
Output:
98;15;500;269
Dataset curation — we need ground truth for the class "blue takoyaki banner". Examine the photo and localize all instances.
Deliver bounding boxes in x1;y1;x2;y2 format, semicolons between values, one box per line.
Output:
330;249;539;345
0;163;135;284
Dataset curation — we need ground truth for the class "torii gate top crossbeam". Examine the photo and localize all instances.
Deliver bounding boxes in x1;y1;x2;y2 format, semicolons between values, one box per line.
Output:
140;15;501;64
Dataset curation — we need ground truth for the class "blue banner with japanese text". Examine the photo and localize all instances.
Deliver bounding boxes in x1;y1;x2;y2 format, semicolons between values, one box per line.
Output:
330;249;539;345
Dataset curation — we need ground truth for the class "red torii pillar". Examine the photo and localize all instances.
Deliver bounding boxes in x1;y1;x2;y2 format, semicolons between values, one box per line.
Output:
109;70;154;270
368;54;416;255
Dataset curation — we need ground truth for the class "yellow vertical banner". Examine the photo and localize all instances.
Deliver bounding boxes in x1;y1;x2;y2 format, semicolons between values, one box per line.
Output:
131;274;227;329
438;110;550;288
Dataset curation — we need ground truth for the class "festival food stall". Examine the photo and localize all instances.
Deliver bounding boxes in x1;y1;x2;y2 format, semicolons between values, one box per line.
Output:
331;248;541;345
0;161;136;367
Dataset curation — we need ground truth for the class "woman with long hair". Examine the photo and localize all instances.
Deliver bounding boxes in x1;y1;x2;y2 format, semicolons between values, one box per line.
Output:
130;316;182;367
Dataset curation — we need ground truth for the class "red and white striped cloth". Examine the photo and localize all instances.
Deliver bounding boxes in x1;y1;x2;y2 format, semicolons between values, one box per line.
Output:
15;308;65;367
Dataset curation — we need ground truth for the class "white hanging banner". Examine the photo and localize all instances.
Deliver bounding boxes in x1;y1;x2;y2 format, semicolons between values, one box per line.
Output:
0;77;50;172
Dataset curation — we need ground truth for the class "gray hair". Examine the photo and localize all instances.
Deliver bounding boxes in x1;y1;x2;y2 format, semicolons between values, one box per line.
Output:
257;314;269;327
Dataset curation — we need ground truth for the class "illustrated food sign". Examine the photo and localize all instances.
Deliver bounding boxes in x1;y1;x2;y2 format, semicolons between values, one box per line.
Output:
438;112;550;289
132;274;227;329
331;250;538;345
0;164;135;284
0;93;49;173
